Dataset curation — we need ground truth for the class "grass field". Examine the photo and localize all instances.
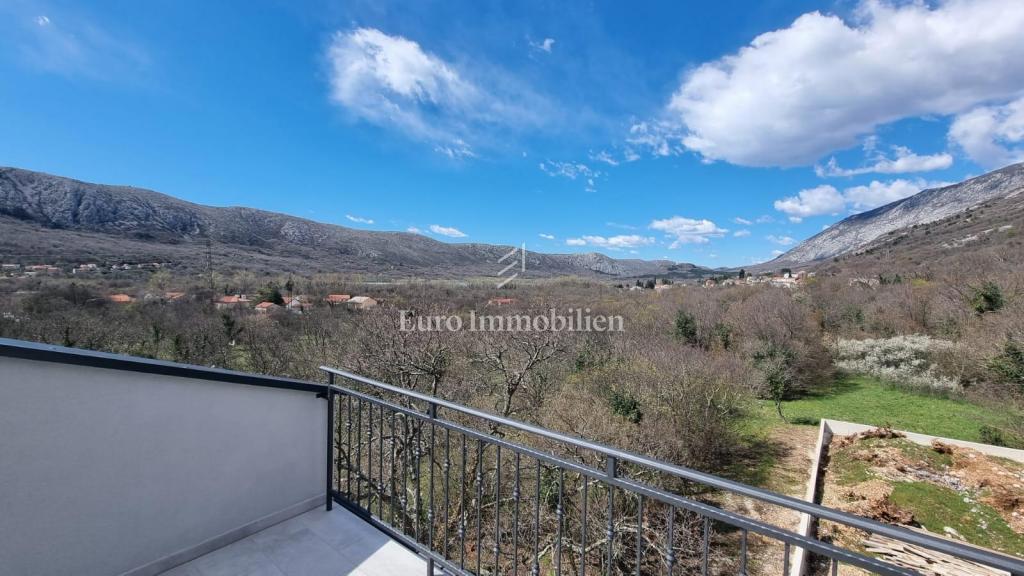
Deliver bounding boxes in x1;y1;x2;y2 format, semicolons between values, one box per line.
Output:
747;374;1018;443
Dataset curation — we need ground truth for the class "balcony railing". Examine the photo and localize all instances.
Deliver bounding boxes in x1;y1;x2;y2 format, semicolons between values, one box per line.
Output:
321;366;1024;576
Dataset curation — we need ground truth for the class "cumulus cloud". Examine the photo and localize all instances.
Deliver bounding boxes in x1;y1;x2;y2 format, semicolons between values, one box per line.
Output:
648;216;727;248
345;214;374;224
538;233;555;240
842;178;946;212
657;0;1024;166
733;217;753;225
733;229;751;237
774;178;947;220
949;96;1024;168
816;146;953;177
566;235;655;250
429;224;467;238
326;28;543;158
406;226;423;234
767;235;797;246
773;185;845;222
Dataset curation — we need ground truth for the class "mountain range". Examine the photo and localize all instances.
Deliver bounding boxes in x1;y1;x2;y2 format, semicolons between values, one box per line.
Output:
764;162;1024;268
0;167;703;279
3;163;1023;279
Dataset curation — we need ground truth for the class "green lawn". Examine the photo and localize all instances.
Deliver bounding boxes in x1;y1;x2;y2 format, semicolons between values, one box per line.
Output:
749;374;1018;443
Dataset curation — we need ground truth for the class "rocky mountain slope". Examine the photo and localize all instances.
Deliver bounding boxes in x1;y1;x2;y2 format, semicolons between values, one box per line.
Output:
0;167;704;279
768;162;1024;268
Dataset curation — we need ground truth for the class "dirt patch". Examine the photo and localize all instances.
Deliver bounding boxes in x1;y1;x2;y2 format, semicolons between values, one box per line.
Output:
817;429;1024;575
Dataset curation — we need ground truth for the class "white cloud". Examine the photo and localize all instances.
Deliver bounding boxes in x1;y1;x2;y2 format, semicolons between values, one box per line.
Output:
774;178;948;220
657;0;1024;166
606;222;637;230
733;229;751;237
566;235;655;250
773;185;845;220
767;235;796;246
539;160;596;180
816;146;953;177
406;226;422;234
326;28;543;158
538;233;555;240
589;150;619;166
733;217;753;225
771;250;785;257
842;178;941;212
429;224;467;238
949;96;1024;168
35;15;49;26
530;37;555;53
345;214;374;224
648;216;728;248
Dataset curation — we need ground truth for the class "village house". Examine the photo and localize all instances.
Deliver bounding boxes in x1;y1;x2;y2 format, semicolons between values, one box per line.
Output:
282;295;309;313
324;294;351;306
25;265;60;276
214;295;250;310
254;302;282;314
486;297;517;306
654;283;674;293
107;294;135;304
163;292;185;302
72;264;100;275
346;296;378;310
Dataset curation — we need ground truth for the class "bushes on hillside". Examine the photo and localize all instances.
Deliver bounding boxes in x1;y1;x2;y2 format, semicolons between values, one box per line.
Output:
834;335;960;392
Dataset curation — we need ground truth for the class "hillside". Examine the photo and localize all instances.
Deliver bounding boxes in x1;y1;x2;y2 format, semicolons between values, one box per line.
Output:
0;167;705;279
765;163;1024;269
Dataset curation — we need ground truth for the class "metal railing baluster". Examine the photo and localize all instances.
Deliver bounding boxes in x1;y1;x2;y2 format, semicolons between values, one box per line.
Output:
702;516;711;576
460;433;467;571
739;528;747;576
783;542;790;576
605;457;616;575
356;398;363;508
390;410;397;526
581;475;588;576
346;394;353;497
635;495;643;576
367;402;373;513
494;445;502;574
476;440;484;576
666;505;675;576
428;403;436;558
378;403;384;519
556;468;564;576
533;459;541;576
325;377;334;511
513;452;521;576
443;427;451;561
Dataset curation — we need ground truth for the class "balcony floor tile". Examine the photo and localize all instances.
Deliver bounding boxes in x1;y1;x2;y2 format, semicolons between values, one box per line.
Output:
159;505;426;576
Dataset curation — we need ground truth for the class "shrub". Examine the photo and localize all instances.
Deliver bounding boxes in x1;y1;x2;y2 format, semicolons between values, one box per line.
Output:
608;390;642;424
971;281;1005;314
674;309;699;345
833;335;960;392
979;425;1006;447
989;339;1024;388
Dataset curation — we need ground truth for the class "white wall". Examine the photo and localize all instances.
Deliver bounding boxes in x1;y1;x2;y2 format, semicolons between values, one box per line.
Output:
0;355;326;576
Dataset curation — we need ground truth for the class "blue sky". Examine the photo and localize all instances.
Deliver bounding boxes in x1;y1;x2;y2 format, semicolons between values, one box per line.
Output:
2;0;1023;267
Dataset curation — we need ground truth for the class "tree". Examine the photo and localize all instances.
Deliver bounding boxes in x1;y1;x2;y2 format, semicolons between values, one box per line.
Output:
674;309;698;345
258;283;285;305
738;269;746;279
970;281;1004;314
644;278;656;290
284;276;295;295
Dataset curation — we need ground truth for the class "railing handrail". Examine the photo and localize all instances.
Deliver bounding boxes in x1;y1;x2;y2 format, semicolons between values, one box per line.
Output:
321;365;1024;575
